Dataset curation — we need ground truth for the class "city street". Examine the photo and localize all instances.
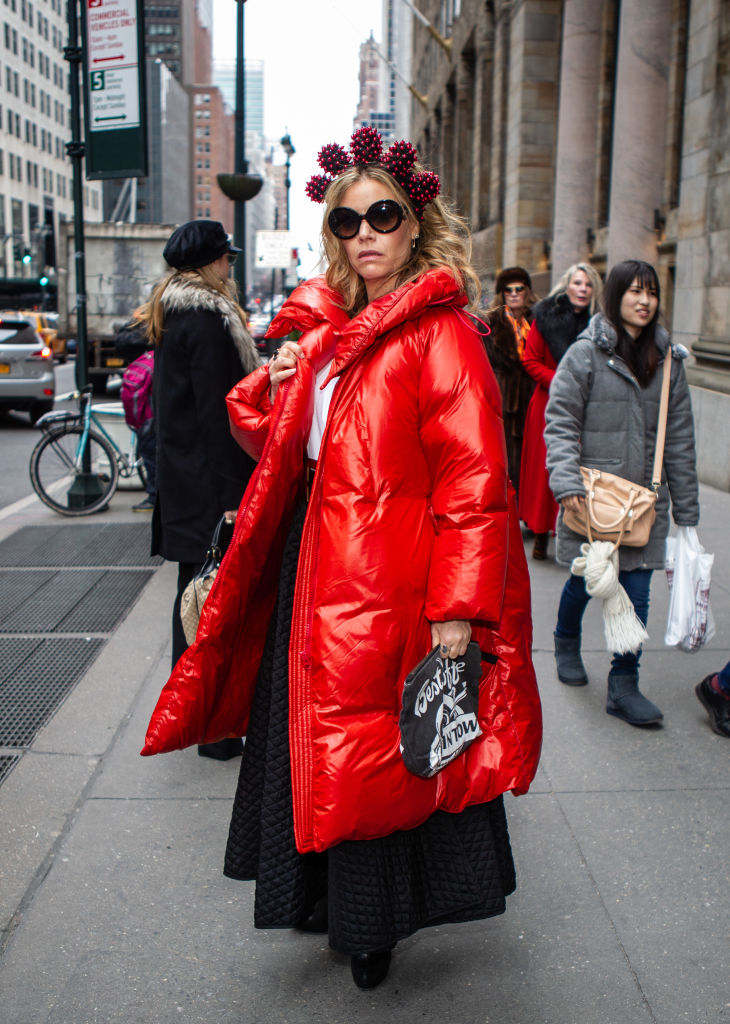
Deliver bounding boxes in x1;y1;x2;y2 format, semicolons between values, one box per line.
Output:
0;475;727;1023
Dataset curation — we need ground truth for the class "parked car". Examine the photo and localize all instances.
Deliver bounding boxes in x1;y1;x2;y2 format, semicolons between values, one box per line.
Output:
248;312;271;355
3;309;66;363
0;315;55;423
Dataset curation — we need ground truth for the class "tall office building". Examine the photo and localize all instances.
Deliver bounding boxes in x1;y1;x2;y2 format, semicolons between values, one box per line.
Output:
0;0;103;284
381;0;412;140
213;58;265;136
353;2;411;144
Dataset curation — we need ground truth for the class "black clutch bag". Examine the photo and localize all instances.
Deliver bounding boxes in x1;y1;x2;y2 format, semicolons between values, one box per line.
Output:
399;641;489;779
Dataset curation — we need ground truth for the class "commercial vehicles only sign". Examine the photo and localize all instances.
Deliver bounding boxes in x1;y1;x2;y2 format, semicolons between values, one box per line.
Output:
87;0;140;130
81;0;147;178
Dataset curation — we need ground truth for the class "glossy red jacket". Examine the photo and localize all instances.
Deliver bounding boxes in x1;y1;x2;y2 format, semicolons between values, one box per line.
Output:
142;268;542;854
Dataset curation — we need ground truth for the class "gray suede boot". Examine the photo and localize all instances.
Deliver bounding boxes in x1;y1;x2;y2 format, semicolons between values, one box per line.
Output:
554;634;588;686
606;673;663;726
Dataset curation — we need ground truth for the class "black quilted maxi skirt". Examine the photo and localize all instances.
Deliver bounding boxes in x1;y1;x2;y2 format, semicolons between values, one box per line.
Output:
224;502;517;955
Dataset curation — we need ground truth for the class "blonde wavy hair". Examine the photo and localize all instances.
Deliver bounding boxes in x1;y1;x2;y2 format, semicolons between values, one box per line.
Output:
321;165;481;316
133;263;247;346
547;261;603;315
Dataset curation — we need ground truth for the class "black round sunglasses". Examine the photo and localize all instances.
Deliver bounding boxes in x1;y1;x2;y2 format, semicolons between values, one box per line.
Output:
328;199;405;240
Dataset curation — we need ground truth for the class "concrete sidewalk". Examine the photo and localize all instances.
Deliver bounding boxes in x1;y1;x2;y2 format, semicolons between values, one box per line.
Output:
0;484;728;1024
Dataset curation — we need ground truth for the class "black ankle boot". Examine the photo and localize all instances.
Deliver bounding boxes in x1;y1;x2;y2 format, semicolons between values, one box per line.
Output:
350;949;392;989
553;633;588;686
606;673;663;726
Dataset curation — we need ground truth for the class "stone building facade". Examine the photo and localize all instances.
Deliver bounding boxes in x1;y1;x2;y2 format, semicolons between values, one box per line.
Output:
410;0;730;489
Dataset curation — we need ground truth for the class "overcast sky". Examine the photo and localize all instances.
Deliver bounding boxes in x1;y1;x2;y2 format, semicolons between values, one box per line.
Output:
212;0;384;277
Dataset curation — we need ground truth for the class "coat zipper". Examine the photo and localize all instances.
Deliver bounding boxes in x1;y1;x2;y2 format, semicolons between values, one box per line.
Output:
290;370;355;852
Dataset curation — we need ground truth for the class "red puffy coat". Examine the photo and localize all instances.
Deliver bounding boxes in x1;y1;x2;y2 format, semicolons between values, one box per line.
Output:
142;268;542;854
518;323;559;534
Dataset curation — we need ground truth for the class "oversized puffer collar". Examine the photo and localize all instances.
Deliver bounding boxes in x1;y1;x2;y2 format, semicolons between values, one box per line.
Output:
162;273;259;375
581;313;687;361
267;267;468;385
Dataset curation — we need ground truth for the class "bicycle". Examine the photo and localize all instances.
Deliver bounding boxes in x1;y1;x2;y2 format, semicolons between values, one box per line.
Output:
29;384;148;516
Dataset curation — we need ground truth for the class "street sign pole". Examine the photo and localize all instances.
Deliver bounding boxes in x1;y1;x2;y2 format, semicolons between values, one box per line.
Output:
64;0;89;394
63;0;105;506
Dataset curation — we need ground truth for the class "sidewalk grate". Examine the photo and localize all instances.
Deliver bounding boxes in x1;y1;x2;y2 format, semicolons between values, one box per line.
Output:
0;754;20;784
0;523;163;568
0;570;55;622
0;637;105;746
0;521;162;775
0;569;154;633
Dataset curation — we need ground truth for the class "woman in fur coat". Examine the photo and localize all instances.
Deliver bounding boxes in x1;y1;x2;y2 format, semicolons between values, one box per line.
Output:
136;220;259;758
482;267;537;497
518;263;602;560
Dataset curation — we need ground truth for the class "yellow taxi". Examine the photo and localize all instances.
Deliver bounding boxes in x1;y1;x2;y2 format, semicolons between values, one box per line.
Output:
3;310;66;362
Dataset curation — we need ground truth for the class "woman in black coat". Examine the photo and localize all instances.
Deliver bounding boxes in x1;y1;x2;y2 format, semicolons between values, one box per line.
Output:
136;220;260;757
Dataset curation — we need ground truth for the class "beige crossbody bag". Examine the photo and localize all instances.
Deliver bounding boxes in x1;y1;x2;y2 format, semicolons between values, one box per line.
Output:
562;353;672;551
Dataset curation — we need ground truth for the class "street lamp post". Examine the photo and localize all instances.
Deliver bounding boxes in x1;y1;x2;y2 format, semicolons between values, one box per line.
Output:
217;0;262;307
280;133;295;231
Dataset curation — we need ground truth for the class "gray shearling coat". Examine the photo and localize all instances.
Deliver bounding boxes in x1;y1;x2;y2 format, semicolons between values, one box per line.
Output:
544;313;699;571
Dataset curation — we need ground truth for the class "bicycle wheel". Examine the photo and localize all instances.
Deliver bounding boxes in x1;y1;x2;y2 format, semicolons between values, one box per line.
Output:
29;425;120;516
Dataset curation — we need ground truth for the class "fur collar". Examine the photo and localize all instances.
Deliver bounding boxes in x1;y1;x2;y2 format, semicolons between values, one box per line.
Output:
162;274;259;375
533;292;590;365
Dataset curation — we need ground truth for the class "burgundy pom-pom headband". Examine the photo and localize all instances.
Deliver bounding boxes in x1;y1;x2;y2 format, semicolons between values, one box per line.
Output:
305;126;440;221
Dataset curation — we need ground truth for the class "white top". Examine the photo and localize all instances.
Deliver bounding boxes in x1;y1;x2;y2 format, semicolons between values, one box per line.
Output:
306;360;337;460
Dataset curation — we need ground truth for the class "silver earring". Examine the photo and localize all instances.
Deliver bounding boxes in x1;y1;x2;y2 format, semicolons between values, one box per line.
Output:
411;236;419;250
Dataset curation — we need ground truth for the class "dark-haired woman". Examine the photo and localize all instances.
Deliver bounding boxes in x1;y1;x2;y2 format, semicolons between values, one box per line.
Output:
483;267;537;496
519;263;602;559
545;260;699;726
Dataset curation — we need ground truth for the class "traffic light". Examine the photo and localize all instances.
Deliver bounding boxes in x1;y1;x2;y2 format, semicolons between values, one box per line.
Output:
22;247;32;265
39;275;49;287
12;238;21;263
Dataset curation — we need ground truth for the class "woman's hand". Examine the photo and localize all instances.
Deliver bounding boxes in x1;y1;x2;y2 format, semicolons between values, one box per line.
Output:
431;620;472;660
562;494;585;515
269;341;304;401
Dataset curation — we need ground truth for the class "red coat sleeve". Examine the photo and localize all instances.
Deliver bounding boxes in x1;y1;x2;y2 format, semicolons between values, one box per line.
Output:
226;365;274;462
418;311;509;625
522;324;556;389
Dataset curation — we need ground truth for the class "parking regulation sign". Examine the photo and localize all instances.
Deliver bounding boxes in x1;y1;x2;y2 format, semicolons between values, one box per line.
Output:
81;0;147;178
256;231;295;269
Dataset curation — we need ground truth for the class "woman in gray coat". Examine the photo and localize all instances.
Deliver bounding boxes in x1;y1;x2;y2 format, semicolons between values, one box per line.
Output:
544;260;699;726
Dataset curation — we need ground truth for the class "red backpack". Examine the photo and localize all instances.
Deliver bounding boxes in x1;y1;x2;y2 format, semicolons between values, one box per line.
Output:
121;350;154;431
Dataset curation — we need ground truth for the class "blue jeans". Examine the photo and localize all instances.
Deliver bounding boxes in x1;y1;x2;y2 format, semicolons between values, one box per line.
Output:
718;661;730;695
555;569;653;676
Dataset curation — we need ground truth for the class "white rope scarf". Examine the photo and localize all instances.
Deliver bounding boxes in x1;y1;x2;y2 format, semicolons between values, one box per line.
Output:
571;541;649;654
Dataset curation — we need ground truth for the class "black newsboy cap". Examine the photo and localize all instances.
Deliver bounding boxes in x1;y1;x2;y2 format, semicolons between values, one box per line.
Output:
163;220;241;270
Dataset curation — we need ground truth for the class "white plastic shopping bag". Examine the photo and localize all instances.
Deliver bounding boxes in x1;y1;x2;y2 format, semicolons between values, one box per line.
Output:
665;526;715;651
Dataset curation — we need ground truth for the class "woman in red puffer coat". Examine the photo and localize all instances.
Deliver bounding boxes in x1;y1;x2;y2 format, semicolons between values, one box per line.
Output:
142;129;542;991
